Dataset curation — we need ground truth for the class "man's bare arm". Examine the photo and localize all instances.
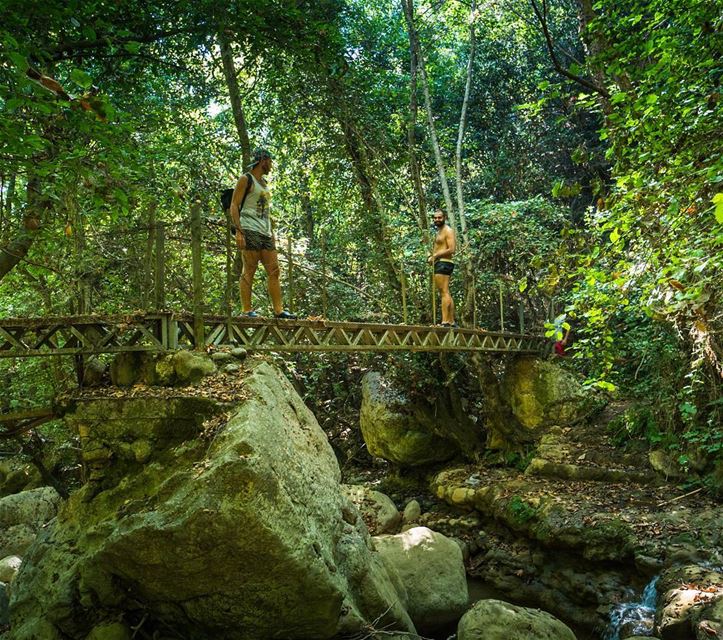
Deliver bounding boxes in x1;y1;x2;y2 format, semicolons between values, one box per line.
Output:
229;175;248;231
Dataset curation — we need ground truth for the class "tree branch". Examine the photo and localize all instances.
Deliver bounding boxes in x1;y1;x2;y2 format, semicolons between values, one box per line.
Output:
529;0;610;98
50;27;200;60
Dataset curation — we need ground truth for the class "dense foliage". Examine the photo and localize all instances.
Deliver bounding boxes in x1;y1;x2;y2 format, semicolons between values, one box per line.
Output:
0;0;720;481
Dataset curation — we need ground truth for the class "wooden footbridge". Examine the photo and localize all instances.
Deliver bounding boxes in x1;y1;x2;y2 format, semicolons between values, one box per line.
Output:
0;313;548;357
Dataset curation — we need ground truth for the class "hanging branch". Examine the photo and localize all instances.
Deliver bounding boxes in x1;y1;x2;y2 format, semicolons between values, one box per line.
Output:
529;0;610;98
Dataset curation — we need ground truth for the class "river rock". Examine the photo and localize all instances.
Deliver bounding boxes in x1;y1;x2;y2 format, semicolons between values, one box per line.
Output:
0;556;22;583
656;564;723;640
691;596;723;640
501;356;590;435
8;362;415;640
360;371;481;467
0;486;61;558
373;526;468;633
342;485;401;534
649;449;685;480
457;599;577;640
402;499;421;523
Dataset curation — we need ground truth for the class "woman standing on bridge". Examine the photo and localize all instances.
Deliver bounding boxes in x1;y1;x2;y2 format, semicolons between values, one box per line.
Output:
229;149;296;319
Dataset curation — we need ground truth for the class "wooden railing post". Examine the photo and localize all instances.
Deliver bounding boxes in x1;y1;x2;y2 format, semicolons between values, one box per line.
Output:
321;234;328;318
154;221;165;310
225;217;233;340
518;301;525;334
190;200;205;350
287;234;295;314
143;204;156;310
498;281;504;331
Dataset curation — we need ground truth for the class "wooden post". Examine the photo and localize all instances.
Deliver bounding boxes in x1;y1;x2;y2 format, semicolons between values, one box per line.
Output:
287;235;295;314
498;281;504;331
154;222;165;310
518;301;525;334
431;270;436;325
143;203;156;310
401;272;408;324
321;234;328;318
472;278;477;328
225;217;233;341
190;201;205;350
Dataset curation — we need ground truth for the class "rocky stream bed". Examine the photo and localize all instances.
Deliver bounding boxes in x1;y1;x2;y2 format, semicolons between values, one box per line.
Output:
0;352;720;639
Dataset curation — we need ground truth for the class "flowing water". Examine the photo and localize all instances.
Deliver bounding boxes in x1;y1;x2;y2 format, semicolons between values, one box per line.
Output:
603;576;659;640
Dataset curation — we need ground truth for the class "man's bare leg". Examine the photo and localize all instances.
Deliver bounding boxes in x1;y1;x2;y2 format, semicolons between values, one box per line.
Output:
240;250;261;312
434;274;455;324
260;249;283;315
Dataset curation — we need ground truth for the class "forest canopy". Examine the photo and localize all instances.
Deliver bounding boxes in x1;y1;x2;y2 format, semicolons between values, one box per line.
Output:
1;0;721;463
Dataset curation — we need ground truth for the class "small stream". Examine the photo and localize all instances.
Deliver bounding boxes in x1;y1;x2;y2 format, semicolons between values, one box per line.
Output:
603;576;658;640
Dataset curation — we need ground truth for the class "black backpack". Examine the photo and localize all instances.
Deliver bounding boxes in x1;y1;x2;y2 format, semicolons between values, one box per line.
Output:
221;173;253;234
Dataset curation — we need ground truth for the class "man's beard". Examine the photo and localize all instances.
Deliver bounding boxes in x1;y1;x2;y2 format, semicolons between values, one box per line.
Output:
433;220;444;228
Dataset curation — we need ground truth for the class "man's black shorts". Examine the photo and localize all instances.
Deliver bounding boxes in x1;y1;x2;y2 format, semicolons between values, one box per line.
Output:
434;260;455;276
240;228;276;251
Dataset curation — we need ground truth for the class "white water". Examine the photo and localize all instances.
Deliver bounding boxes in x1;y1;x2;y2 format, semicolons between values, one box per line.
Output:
604;576;659;640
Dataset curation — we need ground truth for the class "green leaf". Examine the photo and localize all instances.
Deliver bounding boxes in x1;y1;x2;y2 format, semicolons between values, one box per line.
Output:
8;52;28;71
70;68;93;89
610;228;620;243
124;41;142;54
713;193;723;224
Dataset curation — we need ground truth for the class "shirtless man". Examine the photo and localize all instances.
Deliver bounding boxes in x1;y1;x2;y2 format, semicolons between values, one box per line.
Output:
428;209;457;327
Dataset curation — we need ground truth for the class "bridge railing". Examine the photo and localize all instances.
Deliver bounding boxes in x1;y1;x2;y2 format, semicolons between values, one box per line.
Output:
0;313;549;358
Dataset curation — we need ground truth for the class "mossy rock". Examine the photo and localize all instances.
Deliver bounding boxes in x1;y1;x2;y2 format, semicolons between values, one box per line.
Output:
172;351;216;385
360;372;474;467
502;357;591;432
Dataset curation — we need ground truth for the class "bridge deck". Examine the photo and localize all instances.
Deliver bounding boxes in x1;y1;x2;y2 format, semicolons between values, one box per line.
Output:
0;313;548;357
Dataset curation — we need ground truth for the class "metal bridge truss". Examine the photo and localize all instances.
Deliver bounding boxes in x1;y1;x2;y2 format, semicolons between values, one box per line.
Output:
0;313;547;358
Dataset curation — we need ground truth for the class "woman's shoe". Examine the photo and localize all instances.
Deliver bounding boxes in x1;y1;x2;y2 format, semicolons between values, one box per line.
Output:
275;310;297;320
242;310;259;318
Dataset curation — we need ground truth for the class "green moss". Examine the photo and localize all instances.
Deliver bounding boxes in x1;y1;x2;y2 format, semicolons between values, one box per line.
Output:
507;495;538;525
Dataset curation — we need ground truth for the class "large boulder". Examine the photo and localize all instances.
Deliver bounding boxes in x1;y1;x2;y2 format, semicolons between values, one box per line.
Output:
359;371;482;467
373;526;468;633
457;599;577;640
501;357;590;435
8;362;415;640
0;486;61;558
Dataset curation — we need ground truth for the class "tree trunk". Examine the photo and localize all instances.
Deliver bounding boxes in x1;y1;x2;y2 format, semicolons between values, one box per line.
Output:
403;5;434;321
338;114;404;299
454;0;478;323
218;30;251;169
401;0;456;229
0;178;48;282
